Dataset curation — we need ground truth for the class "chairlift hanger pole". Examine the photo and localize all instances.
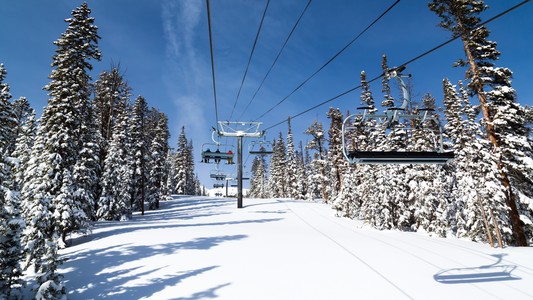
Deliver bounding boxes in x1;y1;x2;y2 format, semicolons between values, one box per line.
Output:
216;121;264;208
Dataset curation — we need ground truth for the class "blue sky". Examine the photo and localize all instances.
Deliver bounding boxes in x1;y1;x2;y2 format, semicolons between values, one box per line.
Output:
1;0;532;189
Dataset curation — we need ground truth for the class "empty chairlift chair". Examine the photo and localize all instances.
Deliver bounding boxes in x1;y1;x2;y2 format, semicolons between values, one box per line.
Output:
248;138;274;155
210;169;226;180
341;66;454;165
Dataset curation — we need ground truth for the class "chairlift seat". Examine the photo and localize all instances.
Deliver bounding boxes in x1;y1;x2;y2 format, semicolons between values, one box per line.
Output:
202;152;234;160
210;174;226;180
346;151;455;165
249;150;274;155
213;183;224;188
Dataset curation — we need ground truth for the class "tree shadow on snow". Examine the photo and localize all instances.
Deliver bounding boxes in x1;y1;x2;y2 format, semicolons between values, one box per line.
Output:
69;217;281;247
62;235;245;299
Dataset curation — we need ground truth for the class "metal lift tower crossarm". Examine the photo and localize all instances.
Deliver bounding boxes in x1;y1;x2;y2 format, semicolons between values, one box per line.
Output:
217;121;264;208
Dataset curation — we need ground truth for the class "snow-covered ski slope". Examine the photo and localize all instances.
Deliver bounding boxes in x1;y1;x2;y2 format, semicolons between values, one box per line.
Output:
55;196;532;299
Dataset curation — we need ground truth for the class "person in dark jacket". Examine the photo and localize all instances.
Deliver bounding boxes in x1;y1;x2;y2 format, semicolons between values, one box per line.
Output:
204;148;211;163
215;149;221;164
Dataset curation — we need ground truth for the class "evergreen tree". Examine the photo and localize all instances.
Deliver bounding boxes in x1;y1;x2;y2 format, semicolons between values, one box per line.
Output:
443;79;509;244
294;141;307;200
326;107;344;199
380;54;395;108
285;117;298;199
304;120;329;203
430;0;533;246
165;151;178;195
7;96;33;157
175;127;189;195
130;95;149;213
38;0;101;248
186;140;195;195
147;113;169;209
97;96;133;221
269;133;286;198
249;155;269;198
0;64;25;298
19;5;101;297
12;110;37;192
92;65;133;206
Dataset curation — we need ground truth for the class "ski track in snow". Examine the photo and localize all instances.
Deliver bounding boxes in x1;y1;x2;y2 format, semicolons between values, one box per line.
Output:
23;195;533;299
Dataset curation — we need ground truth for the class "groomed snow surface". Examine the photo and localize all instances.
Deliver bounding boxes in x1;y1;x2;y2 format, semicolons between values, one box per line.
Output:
25;196;533;299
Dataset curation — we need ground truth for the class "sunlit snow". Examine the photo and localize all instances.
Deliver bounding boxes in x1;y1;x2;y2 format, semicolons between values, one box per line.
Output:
22;195;533;299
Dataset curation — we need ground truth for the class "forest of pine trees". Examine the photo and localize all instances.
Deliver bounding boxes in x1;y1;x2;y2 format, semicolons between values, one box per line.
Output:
0;3;199;298
248;0;533;249
2;0;533;298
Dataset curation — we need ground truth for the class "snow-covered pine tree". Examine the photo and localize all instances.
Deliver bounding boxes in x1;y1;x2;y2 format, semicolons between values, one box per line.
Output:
285;117;298;199
443;79;509;244
269;133;286;198
73;87;102;222
0;64;25;299
147;113;169;209
38;1;101;250
429;0;533;246
194;174;202;196
326;108;344;200
174;126;188;195
407;93;449;235
186;140;195;195
97;95;134;221
12;109;37;193
20;125;68;299
380;54;394;108
248;156;261;198
0;64;14;155
295;141;307;200
165;150;178;196
130;95;149;213
304;120;329;203
92;65;133;204
303;142;316;201
7;96;33;157
93;66;132;143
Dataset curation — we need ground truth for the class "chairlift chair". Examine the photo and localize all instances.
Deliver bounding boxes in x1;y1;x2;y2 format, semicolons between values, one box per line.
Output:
341;66;454;165
201;131;235;163
210;169;226;180
248;138;274;155
213;183;224;188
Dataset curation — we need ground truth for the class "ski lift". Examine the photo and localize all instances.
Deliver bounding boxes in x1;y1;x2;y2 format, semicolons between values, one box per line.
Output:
210;169;226;180
201;130;235;163
213;183;224;188
242;171;250;180
341;66;454;165
248;137;273;155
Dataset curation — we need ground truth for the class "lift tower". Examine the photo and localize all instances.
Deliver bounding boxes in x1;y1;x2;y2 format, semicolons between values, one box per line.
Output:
217;122;264;208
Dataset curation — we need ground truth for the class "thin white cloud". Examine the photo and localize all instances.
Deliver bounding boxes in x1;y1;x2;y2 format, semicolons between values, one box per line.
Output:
161;0;208;142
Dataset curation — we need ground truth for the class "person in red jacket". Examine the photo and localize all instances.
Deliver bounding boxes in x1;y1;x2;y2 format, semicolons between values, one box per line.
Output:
227;150;234;164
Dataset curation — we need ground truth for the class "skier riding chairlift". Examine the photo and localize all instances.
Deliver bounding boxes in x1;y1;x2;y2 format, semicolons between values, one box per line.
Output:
204;148;211;163
227;150;234;164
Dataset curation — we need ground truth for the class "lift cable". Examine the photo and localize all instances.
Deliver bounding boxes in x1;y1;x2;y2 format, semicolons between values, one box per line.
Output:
206;0;220;129
229;0;271;121
237;0;314;121
253;0;401;122
263;0;531;131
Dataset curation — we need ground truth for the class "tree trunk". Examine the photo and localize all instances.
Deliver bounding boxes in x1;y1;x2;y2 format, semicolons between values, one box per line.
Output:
475;188;494;248
462;37;527;247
